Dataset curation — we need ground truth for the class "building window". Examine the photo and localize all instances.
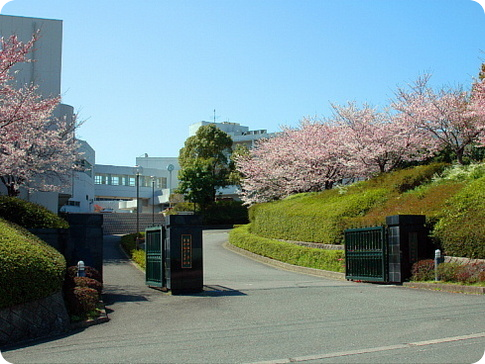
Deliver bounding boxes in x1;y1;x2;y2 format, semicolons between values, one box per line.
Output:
95;197;132;202
95;174;108;184
129;177;136;186
158;177;167;189
111;176;120;185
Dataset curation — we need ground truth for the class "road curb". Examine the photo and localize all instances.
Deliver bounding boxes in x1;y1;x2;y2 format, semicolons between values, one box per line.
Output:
403;282;485;295
223;242;346;280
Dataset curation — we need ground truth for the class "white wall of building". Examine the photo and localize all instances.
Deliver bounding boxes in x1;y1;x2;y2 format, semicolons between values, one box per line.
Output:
60;140;95;213
135;155;180;193
94;164;171;213
0;15;63;98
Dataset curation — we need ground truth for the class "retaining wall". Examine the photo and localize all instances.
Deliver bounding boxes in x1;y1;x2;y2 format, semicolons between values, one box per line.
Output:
0;291;70;349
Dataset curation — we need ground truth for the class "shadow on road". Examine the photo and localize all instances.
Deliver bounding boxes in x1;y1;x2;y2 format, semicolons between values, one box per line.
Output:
198;285;247;297
102;292;150;305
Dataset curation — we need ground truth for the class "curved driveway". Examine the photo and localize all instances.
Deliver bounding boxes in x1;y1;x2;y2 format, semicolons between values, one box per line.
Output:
3;230;485;363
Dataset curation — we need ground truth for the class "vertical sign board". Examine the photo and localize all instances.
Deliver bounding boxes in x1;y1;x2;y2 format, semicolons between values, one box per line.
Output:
165;215;203;294
181;234;193;269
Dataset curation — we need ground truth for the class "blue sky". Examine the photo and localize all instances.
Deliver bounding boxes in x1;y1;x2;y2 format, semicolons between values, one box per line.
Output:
2;0;484;166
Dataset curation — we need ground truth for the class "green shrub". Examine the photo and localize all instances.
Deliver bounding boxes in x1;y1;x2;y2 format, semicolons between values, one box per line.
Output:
73;277;103;294
229;224;345;272
66;287;99;316
121;232;146;269
411;259;435;281
437;263;462;282
444;262;485;284
131;249;146;270
433;162;485;183
0;219;66;309
433;177;485;259
202;200;249;225
0;196;69;229
64;265;102;317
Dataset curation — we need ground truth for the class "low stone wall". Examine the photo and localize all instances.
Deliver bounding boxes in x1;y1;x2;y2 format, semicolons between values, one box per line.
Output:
0;291;70;349
445;256;485;265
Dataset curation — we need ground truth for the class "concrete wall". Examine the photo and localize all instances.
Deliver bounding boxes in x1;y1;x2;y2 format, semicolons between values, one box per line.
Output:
0;15;63;97
0;292;70;349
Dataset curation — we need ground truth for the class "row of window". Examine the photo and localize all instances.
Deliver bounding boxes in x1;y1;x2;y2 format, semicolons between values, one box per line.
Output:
94;174;167;188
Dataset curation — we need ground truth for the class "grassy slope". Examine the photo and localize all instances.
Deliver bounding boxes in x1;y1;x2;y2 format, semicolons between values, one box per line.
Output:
246;163;485;258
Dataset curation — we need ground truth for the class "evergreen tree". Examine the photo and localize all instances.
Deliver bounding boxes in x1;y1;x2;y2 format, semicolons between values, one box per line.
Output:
177;124;233;211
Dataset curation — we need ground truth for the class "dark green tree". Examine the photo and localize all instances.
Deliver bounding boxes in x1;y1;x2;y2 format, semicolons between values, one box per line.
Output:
177;124;233;211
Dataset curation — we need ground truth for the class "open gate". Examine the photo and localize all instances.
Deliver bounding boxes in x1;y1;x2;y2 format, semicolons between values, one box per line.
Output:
345;215;435;283
145;226;165;288
345;226;388;282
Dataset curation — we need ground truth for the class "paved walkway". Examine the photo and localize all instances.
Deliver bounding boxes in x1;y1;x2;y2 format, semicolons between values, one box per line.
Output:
102;235;159;319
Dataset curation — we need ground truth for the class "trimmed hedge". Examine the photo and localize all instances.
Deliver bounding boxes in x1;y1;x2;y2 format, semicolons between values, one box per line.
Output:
201;200;249;225
248;163;451;245
168;200;249;225
121;232;146;269
249;188;389;244
64;266;102;317
0;196;69;229
73;277;103;294
433;176;485;259
67;287;99;316
0;218;66;309
437;262;485;284
229;224;345;272
411;259;435;281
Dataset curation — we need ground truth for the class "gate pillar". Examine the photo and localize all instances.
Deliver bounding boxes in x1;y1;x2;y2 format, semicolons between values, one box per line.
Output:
386;215;431;283
165;215;203;294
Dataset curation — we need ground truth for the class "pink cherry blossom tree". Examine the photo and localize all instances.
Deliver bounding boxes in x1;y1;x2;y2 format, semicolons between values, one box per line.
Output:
0;34;79;196
330;101;436;176
392;74;485;164
236;119;351;205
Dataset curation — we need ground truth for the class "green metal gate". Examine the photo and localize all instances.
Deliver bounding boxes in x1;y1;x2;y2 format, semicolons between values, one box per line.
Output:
345;226;388;282
145;226;165;288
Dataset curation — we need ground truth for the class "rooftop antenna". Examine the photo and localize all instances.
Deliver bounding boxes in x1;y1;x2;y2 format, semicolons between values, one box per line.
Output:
212;109;221;123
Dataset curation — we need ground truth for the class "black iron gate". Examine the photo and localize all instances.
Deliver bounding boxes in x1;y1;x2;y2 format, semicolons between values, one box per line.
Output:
345;226;388;282
345;215;434;283
145;226;165;288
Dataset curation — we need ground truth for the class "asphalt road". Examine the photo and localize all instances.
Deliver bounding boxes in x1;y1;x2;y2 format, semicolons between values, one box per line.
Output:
2;230;485;363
